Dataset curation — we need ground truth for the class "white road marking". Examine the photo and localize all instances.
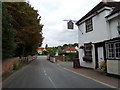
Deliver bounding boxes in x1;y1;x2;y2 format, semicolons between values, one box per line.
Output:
41;59;57;88
41;60;47;76
48;76;56;88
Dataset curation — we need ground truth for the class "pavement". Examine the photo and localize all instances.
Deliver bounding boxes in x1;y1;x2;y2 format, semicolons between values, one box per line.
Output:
56;60;120;88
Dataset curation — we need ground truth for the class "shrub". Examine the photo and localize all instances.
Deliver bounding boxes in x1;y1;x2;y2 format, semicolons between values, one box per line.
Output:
13;63;18;70
98;61;106;72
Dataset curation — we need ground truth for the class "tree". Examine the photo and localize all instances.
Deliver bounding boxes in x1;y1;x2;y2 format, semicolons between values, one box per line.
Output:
58;46;65;56
5;2;43;57
46;47;56;57
73;43;78;47
45;44;48;49
2;3;16;60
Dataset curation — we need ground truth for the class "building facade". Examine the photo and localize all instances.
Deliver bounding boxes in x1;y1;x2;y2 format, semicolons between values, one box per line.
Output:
76;1;120;75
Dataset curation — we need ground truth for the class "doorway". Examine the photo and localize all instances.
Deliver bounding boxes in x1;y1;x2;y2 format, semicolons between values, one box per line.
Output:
97;47;104;68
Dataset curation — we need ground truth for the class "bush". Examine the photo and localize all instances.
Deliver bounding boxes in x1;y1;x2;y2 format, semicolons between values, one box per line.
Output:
42;50;48;55
97;61;106;72
65;56;71;61
64;52;78;61
13;63;18;70
13;60;26;70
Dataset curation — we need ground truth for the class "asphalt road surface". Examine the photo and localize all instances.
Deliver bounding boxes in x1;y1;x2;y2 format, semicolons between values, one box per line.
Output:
2;56;113;88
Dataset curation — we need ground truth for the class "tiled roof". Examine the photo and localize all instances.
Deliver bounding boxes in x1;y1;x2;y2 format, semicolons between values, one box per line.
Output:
64;46;77;51
76;2;120;25
37;48;45;51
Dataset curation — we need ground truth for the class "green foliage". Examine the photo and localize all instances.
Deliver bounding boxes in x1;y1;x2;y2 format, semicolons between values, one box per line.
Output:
13;60;27;70
13;63;18;70
65;55;71;61
46;43;79;61
4;2;43;57
2;3;16;60
65;51;78;61
2;60;27;81
42;50;48;55
46;48;56;57
58;46;65;56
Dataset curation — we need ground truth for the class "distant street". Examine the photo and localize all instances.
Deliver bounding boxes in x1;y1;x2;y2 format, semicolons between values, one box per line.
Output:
3;56;111;88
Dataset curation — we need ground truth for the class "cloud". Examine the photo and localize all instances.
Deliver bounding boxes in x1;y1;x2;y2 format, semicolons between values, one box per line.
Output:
29;0;103;47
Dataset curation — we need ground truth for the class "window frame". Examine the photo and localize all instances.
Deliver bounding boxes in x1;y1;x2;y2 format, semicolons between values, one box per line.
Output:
85;18;93;33
115;42;120;59
106;41;120;60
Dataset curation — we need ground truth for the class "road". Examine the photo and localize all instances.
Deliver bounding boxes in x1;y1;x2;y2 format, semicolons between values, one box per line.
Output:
2;56;113;88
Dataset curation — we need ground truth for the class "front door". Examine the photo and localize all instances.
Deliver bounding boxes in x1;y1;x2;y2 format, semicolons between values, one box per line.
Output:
97;47;104;68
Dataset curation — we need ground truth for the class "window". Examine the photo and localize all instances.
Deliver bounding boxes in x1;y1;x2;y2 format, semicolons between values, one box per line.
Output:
106;42;120;59
115;42;120;59
84;44;92;57
107;43;114;59
86;18;93;32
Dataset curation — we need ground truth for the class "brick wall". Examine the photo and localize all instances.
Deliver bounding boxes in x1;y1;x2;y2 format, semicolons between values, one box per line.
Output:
2;57;20;73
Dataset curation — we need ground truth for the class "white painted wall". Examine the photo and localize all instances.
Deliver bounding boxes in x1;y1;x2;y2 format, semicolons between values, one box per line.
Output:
108;16;120;39
106;13;120;75
107;60;120;75
78;9;111;69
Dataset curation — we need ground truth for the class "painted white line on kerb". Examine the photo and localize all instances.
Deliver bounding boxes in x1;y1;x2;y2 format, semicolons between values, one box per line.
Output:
62;67;116;88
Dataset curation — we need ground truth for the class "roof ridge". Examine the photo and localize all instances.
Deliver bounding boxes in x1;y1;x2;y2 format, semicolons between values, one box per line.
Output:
76;1;120;25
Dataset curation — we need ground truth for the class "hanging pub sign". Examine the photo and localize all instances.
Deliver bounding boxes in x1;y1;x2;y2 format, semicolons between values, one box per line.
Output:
84;43;93;48
67;20;74;29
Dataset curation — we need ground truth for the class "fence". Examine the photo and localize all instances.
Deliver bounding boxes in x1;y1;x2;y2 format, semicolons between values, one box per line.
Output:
21;56;37;62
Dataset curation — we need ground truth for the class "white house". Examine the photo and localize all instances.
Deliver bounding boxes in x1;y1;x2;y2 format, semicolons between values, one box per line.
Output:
76;1;120;76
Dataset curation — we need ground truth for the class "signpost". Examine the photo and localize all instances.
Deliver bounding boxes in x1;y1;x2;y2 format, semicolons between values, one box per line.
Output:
63;20;77;30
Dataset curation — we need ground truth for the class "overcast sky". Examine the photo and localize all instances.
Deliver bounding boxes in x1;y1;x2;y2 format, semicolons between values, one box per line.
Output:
28;0;119;47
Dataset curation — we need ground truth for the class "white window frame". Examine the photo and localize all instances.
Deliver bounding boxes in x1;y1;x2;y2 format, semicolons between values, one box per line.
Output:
106;41;120;59
115;42;120;59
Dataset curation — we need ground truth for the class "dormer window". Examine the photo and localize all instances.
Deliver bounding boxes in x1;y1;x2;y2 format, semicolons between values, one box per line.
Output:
86;18;93;33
